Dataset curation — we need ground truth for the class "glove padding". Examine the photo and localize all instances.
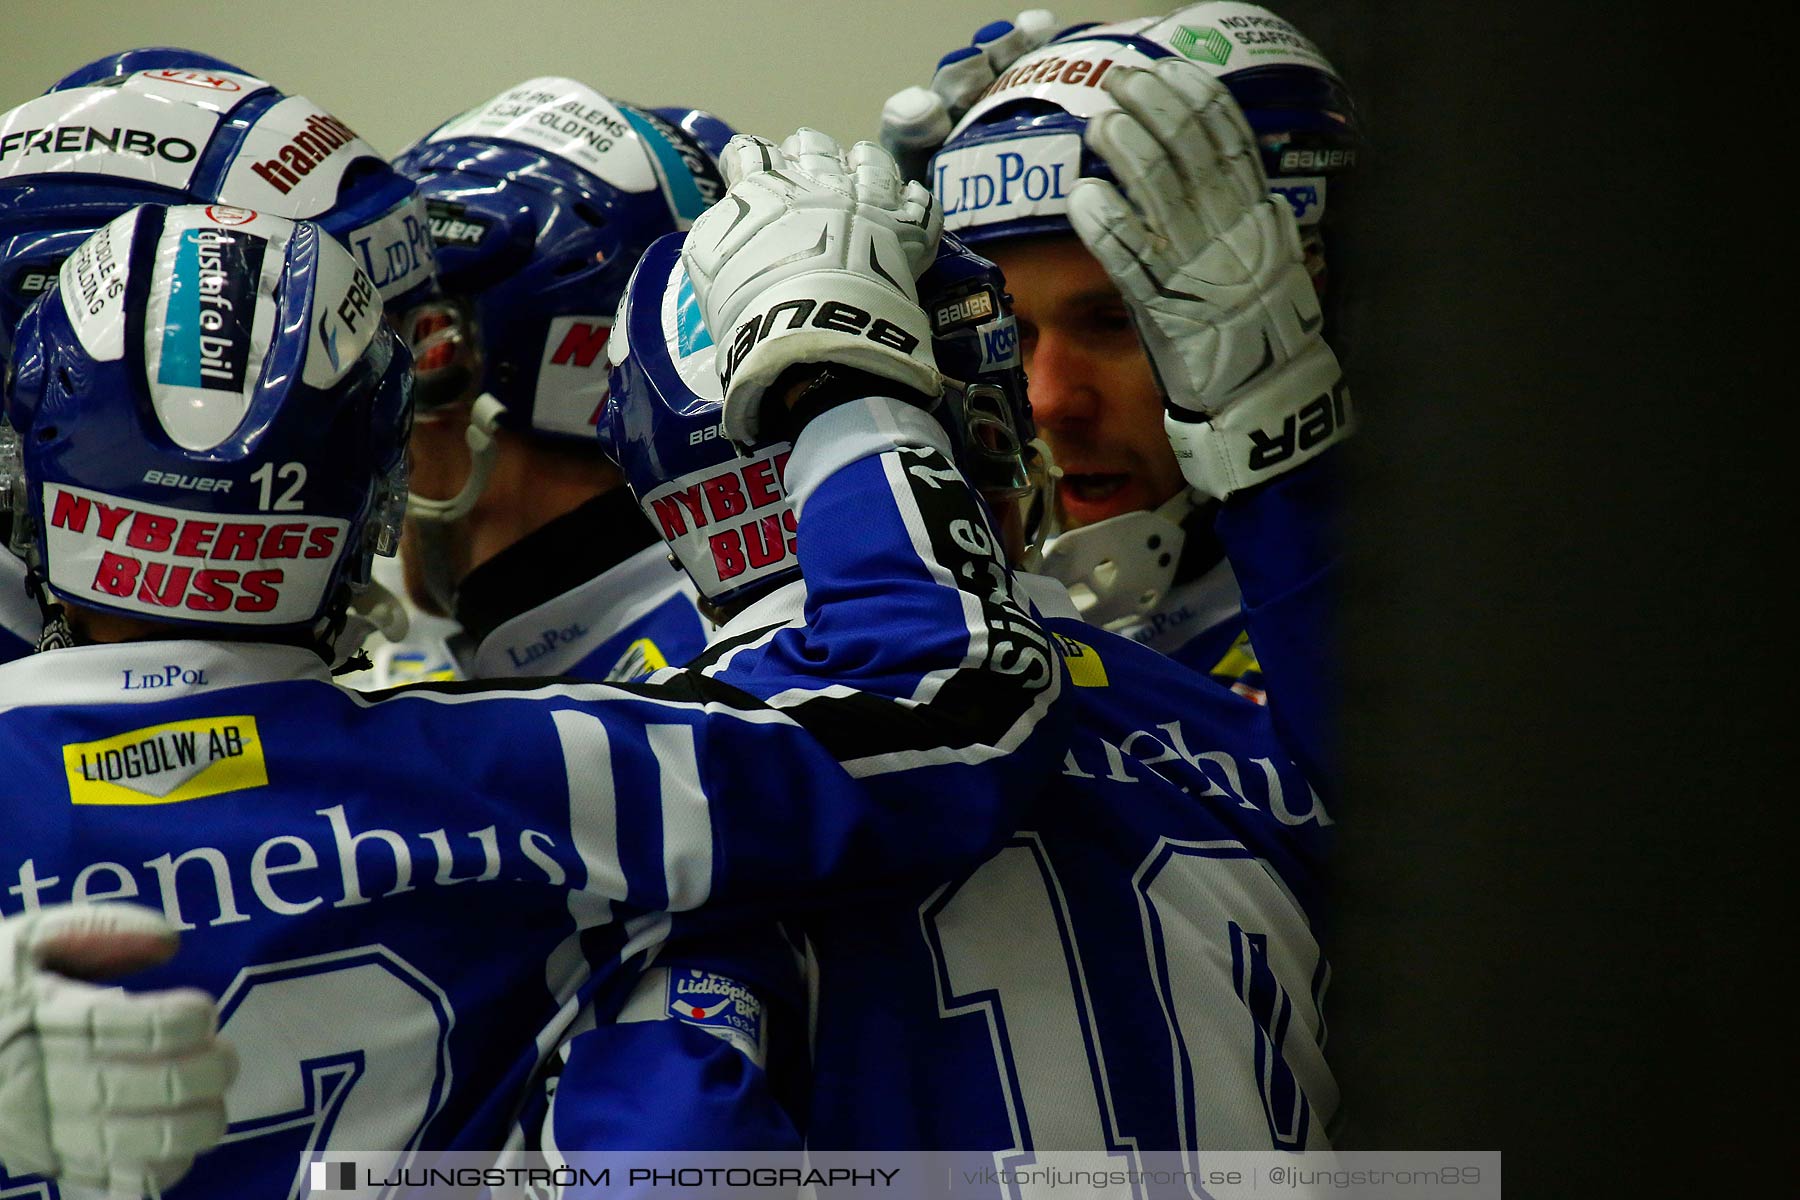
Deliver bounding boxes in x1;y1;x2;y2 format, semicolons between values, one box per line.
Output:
0;903;235;1194
684;129;943;444
879;10;1059;182
1067;58;1351;501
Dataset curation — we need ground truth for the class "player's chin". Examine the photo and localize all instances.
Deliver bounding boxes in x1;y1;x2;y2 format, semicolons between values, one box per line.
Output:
1056;472;1154;529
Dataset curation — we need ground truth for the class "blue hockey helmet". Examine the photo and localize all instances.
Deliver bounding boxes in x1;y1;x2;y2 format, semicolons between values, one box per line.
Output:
647;107;738;164
391;78;731;444
601;229;1036;612
929;3;1357;300
918;231;1036;504
45;48;253;93
0;203;411;639
0;64;438;360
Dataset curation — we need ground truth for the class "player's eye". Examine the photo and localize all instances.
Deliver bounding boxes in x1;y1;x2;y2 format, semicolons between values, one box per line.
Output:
1083;303;1134;336
1015;318;1039;357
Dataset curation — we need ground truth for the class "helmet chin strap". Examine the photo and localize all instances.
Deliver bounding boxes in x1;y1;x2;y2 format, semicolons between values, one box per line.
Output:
406;394;507;524
1014;437;1063;574
1034;487;1204;629
404;393;506;616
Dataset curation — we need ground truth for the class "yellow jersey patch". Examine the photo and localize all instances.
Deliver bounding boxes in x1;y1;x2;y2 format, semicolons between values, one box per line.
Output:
606;637;669;682
385;650;460;685
1209;630;1263;681
1055;633;1110;688
64;715;268;806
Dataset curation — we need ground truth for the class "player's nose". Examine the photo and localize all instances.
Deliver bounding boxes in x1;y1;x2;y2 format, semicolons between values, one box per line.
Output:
1024;328;1102;431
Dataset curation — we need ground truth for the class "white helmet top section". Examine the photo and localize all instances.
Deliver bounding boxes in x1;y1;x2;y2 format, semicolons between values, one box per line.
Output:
426;77;665;198
1096;4;1338;76
950;3;1340;141
946;36;1163;139
0;67;436;308
216;97;387;219
0;69;269;189
138;205;294;451
657;253;724;404
58;203;380;451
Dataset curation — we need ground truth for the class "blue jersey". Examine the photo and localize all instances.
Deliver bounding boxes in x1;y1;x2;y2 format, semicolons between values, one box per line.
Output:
465;542;710;683
763;465;1340;1159
795;623;1335;1156
1157;568;1264;700
1071;463;1340;780
451;519;798;1158
1208;460;1341;793
0;401;1063;1196
345;510;711;691
345;554;802;1157
1047;497;1271;703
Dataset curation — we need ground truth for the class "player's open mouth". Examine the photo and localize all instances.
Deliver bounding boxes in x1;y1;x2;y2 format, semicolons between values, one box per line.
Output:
1060;473;1130;503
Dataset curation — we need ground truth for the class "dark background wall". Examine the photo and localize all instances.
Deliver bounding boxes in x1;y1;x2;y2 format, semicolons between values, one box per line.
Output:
1275;3;1788;1189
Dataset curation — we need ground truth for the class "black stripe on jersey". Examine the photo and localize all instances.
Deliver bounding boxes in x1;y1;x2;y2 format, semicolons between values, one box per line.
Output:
357;674;575;702
679;619;790;674
359;669;777;724
736;445;1058;764
359;448;1057;767
603;669;778;717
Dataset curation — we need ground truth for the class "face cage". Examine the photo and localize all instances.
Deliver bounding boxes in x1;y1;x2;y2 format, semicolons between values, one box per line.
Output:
399;295;484;415
361;453;410;575
941;381;1033;500
0;419;28;559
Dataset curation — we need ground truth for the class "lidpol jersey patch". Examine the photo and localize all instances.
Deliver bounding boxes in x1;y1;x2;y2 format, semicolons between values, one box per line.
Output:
667;969;767;1064
64;715;267;805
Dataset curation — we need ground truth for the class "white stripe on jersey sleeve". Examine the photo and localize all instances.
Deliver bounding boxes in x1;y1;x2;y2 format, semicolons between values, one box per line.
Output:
552;710;629;901
647;723;712;911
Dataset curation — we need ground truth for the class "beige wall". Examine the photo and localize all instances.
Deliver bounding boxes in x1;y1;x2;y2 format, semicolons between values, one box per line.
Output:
2;1;1166;155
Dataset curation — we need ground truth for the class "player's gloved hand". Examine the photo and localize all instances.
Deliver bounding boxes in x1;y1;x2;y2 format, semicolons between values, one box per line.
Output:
683;129;943;444
1067;58;1351;501
879;10;1059;181
0;903;236;1194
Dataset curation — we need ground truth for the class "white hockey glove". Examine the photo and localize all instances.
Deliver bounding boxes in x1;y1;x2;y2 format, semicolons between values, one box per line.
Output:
683;129;943;444
1067;58;1351;501
880;10;1059;181
0;903;235;1194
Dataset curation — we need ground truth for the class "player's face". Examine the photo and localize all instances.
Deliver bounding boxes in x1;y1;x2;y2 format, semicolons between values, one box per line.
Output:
985;235;1186;530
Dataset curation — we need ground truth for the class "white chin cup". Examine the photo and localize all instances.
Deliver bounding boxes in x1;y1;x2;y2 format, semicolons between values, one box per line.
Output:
405;393;506;524
1036;488;1201;628
330;578;412;667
